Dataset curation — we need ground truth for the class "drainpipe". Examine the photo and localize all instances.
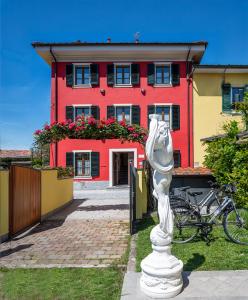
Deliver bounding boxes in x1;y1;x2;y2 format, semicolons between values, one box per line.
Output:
50;47;58;167
191;65;196;167
186;48;191;167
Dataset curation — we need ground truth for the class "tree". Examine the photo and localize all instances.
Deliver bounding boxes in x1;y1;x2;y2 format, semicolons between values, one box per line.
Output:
31;142;50;168
203;121;248;208
235;91;248;131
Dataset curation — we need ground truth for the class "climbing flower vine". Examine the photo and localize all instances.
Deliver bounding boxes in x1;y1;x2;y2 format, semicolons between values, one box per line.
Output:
34;116;148;146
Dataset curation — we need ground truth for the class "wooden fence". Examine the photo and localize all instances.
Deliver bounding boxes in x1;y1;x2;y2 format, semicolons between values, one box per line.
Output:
9;165;41;235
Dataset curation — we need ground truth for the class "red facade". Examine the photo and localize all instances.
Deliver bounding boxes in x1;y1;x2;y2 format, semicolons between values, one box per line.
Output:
50;61;193;185
32;42;208;187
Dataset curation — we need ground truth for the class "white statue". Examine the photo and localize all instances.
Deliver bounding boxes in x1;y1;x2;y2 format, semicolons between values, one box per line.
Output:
140;114;183;299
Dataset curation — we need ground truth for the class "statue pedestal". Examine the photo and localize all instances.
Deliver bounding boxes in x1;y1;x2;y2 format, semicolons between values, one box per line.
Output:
140;225;183;299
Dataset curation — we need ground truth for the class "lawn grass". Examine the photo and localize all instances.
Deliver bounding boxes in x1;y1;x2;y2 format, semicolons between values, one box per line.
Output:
0;267;124;300
136;213;248;272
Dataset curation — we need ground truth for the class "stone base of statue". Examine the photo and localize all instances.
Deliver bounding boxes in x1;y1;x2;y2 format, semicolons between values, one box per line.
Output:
140;225;183;299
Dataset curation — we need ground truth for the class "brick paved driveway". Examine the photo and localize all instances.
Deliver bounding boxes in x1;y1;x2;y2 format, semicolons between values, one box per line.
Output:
0;188;130;268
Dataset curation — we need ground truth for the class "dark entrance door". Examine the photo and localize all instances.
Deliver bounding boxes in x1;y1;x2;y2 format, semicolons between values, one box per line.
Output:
113;152;134;186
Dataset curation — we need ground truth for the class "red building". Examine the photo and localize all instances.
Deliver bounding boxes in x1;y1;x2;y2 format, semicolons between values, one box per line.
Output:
33;42;207;188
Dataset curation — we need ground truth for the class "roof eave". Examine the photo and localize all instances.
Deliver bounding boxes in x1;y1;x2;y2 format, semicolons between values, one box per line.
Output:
32;42;208;65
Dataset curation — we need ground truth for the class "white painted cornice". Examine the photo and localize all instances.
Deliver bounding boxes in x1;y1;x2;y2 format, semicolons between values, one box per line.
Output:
34;45;206;65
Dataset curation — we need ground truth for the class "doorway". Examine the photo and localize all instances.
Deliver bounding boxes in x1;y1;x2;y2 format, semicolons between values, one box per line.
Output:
113;152;134;186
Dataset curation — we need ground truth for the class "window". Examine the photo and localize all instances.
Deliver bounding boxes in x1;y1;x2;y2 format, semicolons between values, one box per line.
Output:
115;65;131;85
148;104;180;130
115;106;131;124
155;106;170;124
74;65;90;86
75;152;91;177
232;87;244;104
75;106;91;119
173;151;181;168
155;64;171;85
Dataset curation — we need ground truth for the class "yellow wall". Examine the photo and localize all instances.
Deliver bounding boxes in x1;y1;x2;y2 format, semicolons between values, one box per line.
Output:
193;73;248;166
0;170;9;239
41;170;73;216
136;169;148;219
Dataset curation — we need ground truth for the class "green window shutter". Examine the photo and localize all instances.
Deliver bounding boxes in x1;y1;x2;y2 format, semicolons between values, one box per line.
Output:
173;150;181;168
91;106;100;120
66;106;74;121
172;105;180;130
147;105;155;127
66;64;73;87
107;64;114;86
91;152;100;177
90;64;99;86
147;64;155;85
66;152;73;167
171;64;180;86
107;106;115;119
222;83;231;113
244;85;248;94
132;105;140;125
131;64;140;85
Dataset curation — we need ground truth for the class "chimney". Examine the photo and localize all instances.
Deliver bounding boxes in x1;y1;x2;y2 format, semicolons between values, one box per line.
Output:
107;37;111;43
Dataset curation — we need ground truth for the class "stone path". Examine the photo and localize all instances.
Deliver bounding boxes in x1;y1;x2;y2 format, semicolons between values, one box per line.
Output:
0;188;130;268
121;270;248;299
55;188;130;220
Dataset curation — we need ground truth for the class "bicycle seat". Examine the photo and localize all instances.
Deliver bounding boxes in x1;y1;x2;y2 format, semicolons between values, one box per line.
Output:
188;191;203;197
208;181;219;188
177;186;191;192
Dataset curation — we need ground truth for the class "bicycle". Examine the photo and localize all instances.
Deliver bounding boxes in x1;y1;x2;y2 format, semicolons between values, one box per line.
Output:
170;181;222;216
171;184;248;245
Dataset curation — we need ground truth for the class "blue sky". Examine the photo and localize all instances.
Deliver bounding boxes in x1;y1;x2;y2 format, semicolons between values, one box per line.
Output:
1;0;248;149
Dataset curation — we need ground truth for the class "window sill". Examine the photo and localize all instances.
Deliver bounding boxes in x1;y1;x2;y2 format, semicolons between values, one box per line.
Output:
221;111;242;116
114;84;133;88
73;84;92;89
74;176;92;179
154;84;172;88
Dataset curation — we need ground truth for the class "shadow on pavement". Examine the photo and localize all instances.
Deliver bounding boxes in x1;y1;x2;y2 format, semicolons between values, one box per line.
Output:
10;199;87;241
0;244;33;258
76;204;130;211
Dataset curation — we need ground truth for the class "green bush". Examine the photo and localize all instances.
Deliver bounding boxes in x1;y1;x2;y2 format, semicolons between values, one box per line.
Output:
56;166;74;178
203;121;248;208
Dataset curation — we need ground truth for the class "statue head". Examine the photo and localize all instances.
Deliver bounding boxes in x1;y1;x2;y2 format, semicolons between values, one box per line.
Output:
145;114;174;173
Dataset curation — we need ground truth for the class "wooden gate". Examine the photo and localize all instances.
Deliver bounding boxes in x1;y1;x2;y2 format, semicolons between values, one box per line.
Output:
9;165;41;235
129;162;136;235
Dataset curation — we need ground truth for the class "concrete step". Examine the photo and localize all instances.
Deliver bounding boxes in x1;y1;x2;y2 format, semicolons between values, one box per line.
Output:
121;270;248;299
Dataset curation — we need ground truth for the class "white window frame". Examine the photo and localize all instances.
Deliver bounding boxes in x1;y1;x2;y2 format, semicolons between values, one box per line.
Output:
109;148;137;187
114;63;132;87
231;86;245;105
229;85;246;114
154;103;173;129
73;63;91;88
73;150;92;179
113;104;132;124
154;62;172;87
72;104;92;121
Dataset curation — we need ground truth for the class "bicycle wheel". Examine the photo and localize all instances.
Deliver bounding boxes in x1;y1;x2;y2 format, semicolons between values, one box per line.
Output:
173;206;200;244
223;208;248;245
170;195;190;210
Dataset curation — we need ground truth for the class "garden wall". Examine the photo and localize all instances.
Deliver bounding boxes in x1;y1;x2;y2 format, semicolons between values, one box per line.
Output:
0;170;9;242
136;169;148;219
41;170;73;218
0;168;73;243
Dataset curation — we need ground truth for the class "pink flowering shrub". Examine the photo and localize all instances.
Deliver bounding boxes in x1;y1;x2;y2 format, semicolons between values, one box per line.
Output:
34;116;148;145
